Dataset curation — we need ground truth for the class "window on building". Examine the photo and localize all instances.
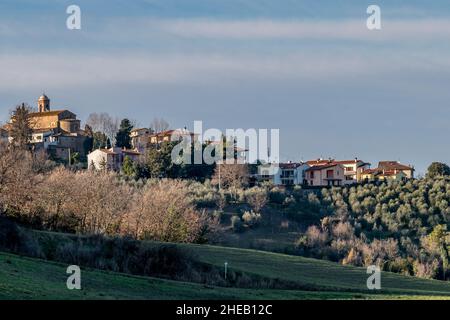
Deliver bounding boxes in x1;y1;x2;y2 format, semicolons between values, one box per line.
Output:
326;170;334;178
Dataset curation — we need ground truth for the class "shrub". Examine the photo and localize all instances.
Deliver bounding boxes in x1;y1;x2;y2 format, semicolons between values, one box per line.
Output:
0;217;43;258
245;188;268;213
242;210;261;227
231;215;244;233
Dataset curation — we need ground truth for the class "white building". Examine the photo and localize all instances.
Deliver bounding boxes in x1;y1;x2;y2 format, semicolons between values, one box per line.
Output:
258;162;309;186
88;147;141;171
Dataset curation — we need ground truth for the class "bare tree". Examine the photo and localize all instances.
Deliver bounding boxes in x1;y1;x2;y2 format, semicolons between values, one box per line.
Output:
86;113;102;133
123;180;207;242
246;187;268;214
86;112;119;148
103;116;119;148
0;147;39;216
149;117;169;133
212;163;249;200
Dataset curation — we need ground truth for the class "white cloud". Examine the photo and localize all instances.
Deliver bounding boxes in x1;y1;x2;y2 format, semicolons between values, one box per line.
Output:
0;49;448;91
3;18;450;44
156;18;450;41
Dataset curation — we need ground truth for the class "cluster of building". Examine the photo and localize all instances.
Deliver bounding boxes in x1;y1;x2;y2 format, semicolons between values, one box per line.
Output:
2;94;88;160
1;94;415;186
87;128;196;170
257;158;414;187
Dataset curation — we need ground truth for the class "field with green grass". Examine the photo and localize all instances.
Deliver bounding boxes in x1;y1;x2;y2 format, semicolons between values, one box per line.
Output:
151;242;450;297
1;251;449;300
2;230;450;300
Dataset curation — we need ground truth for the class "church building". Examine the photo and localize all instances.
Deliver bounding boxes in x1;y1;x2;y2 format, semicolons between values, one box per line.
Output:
27;94;88;161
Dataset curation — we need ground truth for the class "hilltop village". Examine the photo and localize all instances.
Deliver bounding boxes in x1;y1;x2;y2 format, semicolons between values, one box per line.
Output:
1;94;415;187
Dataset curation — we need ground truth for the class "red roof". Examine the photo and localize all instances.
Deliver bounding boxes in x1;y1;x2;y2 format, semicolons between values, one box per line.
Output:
305;163;341;171
307;159;334;166
307;159;367;166
378;161;414;171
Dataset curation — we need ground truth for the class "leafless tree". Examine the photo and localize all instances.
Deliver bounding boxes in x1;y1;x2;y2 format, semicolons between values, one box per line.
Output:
212;163;249;200
123;180;206;242
246;187;268;213
0;147;40;216
149;117;169;133
86;112;119;147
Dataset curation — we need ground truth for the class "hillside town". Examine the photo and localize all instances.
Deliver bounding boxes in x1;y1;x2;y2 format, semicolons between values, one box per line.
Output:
1;94;415;187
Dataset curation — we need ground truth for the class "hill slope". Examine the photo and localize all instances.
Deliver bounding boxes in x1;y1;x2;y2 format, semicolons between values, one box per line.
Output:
10;230;450;299
0;252;425;300
171;243;450;296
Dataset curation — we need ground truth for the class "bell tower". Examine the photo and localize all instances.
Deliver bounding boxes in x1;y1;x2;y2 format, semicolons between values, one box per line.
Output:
38;94;50;112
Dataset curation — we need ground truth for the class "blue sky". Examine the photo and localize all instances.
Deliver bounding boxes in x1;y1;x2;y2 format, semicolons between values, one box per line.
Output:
1;0;450;173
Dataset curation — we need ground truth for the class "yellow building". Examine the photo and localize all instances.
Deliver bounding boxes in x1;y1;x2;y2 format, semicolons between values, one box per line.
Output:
29;94;81;133
361;168;407;182
8;94;88;161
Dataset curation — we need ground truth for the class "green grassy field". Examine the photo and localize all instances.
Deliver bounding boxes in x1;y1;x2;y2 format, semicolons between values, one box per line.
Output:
1;252;449;300
140;242;450;297
2;229;450;300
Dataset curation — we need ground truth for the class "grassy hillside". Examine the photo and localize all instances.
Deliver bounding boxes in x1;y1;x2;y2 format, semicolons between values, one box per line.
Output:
27;231;450;298
171;243;450;296
1;252;449;300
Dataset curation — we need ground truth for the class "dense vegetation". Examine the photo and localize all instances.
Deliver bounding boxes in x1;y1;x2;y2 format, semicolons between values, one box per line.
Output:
294;179;450;280
1;142;449;282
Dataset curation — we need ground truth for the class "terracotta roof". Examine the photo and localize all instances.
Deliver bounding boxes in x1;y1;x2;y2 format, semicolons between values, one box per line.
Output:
307;159;334;166
131;128;150;133
305;163;341;171
378;161;414;171
335;160;365;165
307;159;367;166
362;168;380;174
